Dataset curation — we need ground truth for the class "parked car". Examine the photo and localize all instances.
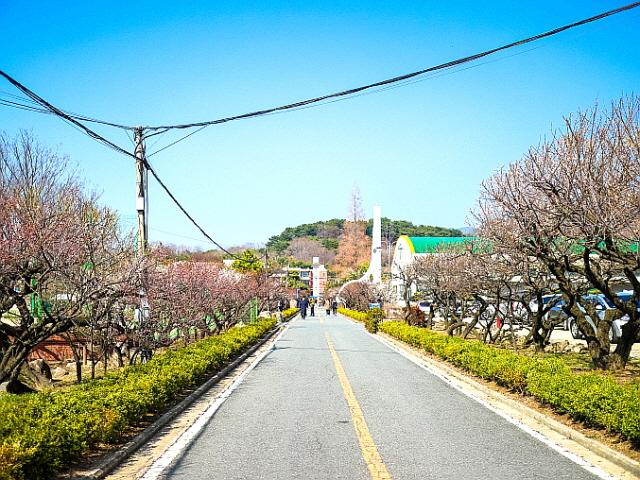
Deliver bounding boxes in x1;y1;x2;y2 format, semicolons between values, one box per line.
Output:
417;300;432;313
527;294;565;327
547;298;569;330
528;294;561;314
566;293;639;343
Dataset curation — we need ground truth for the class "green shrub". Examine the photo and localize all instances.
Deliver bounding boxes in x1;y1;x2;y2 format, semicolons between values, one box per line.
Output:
338;307;368;323
339;307;386;334
0;318;276;480
280;308;299;321
365;308;384;333
379;321;640;445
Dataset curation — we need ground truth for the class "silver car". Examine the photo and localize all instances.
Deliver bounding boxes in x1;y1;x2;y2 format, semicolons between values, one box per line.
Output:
567;293;637;343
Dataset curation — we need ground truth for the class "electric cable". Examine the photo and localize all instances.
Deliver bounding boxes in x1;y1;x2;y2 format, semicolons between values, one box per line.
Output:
141;1;640;132
0;70;249;261
144;46;537;156
2;1;638;262
0;95;134;130
0;76;134;130
142;2;640;157
147;125;208;158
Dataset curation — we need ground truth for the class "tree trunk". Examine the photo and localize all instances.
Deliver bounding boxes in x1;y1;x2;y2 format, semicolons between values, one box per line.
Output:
90;325;96;380
447;321;465;336
114;345;124;367
462;316;478;339
526;311;552;352
0;344;31;388
426;305;435;329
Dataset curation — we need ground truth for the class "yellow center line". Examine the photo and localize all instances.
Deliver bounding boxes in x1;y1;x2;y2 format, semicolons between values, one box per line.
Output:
325;333;392;480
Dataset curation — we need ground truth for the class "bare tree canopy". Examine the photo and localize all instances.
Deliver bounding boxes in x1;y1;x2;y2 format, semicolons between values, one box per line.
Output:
347;184;365;222
0;132;140;389
476;96;640;369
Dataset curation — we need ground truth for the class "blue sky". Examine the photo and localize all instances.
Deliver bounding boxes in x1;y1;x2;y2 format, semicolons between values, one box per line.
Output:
1;1;639;248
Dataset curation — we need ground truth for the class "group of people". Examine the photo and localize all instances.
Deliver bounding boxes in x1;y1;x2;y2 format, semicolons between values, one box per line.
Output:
296;296;338;319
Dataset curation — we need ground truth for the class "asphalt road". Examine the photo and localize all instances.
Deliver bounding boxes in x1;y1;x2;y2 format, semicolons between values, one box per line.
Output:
162;312;603;480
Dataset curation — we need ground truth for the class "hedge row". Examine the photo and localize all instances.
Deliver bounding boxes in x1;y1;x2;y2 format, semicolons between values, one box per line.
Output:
379;321;640;446
338;307;367;323
339;307;384;333
280;307;299;320
0;318;277;480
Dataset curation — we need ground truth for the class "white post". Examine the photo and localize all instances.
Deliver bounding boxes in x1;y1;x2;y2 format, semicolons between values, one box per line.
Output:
370;206;382;284
312;256;320;298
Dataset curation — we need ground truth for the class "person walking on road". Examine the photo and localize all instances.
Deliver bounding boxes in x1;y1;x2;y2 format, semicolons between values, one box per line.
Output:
324;297;332;315
331;298;338;315
309;297;316;317
298;296;309;319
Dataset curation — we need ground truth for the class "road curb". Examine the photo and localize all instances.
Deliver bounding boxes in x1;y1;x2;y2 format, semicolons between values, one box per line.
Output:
67;322;285;480
376;330;640;479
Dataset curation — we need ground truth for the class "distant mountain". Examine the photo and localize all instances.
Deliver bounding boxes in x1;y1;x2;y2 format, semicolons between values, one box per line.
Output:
266;217;464;255
367;218;463;240
458;226;477;236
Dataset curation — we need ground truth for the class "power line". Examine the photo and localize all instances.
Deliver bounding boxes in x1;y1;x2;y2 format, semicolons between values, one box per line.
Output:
0;70;135;156
0;95;136;131
143;159;245;258
0;71;248;261
0;82;134;130
2;2;639;261
0;97;50;114
146;45;538;157
141;1;640;132
6;3;638;159
141;2;640;157
147;125;208;158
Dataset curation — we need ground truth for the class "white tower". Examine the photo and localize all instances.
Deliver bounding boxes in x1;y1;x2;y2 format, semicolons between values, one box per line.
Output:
312;256;320;298
337;205;383;300
369;206;382;284
357;205;382;285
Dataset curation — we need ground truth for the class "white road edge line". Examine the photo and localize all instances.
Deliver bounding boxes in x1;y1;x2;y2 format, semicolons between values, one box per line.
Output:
140;322;292;480
369;331;617;480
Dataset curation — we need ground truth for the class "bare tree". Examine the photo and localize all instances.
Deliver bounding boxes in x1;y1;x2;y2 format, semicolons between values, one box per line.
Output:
347;184;365;222
477;96;640;369
333;221;371;276
0;133;139;389
341;282;375;310
285;237;335;264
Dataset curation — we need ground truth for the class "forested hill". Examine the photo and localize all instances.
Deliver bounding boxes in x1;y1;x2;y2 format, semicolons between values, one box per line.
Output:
266;218;463;254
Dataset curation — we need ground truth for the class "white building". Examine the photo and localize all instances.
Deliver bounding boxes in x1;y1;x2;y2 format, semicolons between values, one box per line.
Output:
390;235;475;303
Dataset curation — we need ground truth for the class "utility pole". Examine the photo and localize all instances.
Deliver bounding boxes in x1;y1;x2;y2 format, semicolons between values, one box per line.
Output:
134;127;148;256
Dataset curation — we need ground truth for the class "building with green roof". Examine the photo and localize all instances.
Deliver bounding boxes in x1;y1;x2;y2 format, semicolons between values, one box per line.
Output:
400;236;476;254
390;235;477;302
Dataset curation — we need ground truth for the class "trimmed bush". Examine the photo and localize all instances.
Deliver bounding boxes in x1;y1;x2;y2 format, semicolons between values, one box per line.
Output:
365;308;384;333
379;321;640;445
338;307;367;323
0;318;276;480
339;307;385;334
280;308;299;321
